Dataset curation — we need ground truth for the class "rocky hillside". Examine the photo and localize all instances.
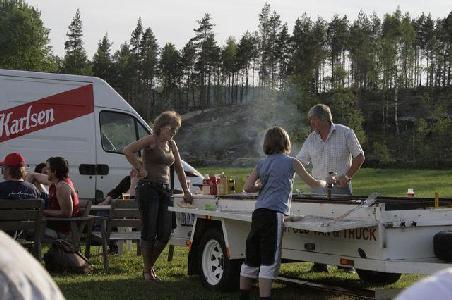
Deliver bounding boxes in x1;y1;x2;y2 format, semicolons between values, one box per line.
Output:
175;98;306;167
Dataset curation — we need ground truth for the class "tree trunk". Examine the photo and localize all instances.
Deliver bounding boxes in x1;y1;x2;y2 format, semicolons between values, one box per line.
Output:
395;85;399;136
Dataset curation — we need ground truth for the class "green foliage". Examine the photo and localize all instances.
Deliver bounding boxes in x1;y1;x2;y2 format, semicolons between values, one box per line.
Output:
92;34;113;81
159;43;182;106
139;27;158;87
0;0;56;71
221;37;237;76
63;9;90;75
372;141;393;163
329;89;367;145
289;14;327;93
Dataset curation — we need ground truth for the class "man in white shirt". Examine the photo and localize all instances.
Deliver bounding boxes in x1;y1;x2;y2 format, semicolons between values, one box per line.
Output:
297;103;365;195
297;104;365;272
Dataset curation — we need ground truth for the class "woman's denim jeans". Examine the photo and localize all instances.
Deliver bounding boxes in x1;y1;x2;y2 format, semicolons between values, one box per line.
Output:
136;181;172;244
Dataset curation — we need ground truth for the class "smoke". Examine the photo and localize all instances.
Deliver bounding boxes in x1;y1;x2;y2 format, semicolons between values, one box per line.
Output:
247;89;309;158
175;89;309;166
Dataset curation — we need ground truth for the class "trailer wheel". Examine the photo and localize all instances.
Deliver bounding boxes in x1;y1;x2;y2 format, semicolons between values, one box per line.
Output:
198;228;241;291
433;231;452;262
356;269;401;285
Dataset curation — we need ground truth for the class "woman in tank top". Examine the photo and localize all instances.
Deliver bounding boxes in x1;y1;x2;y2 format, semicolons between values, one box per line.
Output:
27;157;81;234
123;111;193;282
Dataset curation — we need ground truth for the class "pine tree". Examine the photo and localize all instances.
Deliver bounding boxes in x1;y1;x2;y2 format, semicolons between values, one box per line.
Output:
63;8;90;75
191;13;216;108
258;3;282;89
138;27;158;118
92;33;113;82
236;31;259;100
111;43;134;100
222;37;238;105
181;41;197;110
159;43;182;108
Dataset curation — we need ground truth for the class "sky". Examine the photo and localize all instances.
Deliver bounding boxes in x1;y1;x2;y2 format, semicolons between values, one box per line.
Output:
26;0;452;58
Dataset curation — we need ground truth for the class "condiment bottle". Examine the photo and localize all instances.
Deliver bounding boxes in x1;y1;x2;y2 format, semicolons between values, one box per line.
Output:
218;173;227;195
210;175;218;195
202;174;211;195
407;188;415;198
228;178;236;193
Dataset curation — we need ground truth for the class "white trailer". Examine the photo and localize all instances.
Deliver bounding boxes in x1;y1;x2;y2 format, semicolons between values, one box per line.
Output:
169;193;452;290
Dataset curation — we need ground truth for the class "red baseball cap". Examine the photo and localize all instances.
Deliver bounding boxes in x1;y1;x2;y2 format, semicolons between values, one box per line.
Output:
0;153;26;167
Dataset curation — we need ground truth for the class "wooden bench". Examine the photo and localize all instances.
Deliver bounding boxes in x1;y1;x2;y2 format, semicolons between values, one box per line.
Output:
87;199;141;272
0;199;44;259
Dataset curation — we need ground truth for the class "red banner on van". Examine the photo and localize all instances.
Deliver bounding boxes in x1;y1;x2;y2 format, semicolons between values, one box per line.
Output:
0;84;94;142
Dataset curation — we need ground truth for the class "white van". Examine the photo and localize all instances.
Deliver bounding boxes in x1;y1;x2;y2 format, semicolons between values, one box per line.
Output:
0;69;202;201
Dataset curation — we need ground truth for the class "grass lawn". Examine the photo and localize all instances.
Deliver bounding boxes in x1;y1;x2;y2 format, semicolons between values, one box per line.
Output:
55;246;367;299
54;167;452;299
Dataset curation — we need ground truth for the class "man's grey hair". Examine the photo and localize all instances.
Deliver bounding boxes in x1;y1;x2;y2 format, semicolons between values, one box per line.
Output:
308;104;332;123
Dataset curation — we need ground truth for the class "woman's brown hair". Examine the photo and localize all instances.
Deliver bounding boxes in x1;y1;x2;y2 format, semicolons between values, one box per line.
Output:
153;111;182;135
263;127;291;155
47;157;69;181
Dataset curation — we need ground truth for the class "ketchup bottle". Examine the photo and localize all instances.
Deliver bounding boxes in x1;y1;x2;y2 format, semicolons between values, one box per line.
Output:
210;175;218;195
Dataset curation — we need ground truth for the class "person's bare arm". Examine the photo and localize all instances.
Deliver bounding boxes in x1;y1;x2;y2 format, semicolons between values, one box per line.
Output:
100;195;112;205
294;159;325;188
243;168;261;193
129;173;138;198
44;182;73;217
338;153;365;187
123;135;155;178
25;172;52;186
170;140;193;203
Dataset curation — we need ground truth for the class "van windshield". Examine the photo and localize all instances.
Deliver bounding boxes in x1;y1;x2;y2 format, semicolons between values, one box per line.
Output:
99;111;149;154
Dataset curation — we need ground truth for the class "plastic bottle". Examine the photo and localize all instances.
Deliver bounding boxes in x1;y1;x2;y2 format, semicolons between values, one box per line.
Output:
202;174;211;195
218;173;227;195
228;178;236;193
210;175;218;195
407;188;415;198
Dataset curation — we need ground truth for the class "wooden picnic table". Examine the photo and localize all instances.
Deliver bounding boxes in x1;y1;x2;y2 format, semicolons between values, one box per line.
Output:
44;215;95;257
91;204;111;211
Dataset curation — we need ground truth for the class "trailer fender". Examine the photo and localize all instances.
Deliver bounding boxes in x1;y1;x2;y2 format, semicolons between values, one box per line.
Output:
221;219;250;259
188;218;222;275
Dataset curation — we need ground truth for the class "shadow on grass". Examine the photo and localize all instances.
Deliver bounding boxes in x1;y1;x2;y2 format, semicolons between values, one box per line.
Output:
57;275;239;300
57;274;360;300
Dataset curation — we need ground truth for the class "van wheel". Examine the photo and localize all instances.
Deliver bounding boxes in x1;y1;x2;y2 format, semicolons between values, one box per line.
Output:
356;269;401;285
198;228;241;291
433;231;452;262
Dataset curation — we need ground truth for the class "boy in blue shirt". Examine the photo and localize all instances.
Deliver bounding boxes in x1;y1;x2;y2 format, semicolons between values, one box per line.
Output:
240;127;324;300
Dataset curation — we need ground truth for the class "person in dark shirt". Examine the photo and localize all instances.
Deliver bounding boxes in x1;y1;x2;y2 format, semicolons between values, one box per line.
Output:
0;153;38;200
100;168;138;204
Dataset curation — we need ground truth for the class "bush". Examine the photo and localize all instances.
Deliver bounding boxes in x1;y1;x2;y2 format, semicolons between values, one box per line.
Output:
372;141;393;164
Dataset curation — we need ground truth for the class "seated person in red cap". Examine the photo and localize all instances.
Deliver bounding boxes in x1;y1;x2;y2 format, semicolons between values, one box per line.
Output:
27;157;80;235
0;153;39;200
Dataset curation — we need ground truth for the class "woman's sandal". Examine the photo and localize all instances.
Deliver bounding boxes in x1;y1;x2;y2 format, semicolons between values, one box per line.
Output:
143;268;160;282
150;268;160;281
